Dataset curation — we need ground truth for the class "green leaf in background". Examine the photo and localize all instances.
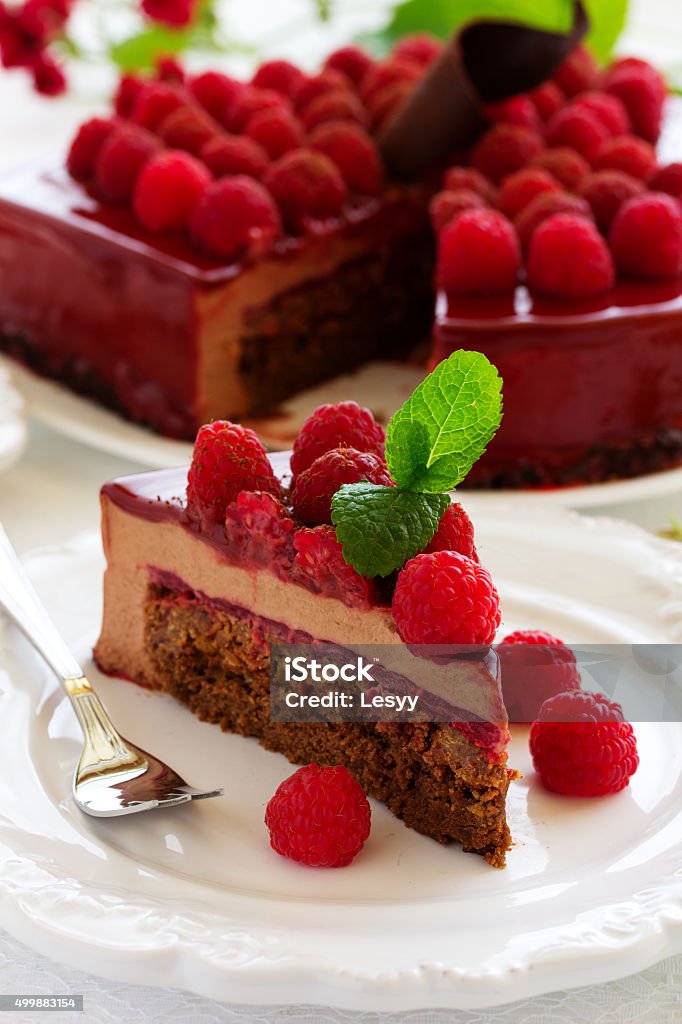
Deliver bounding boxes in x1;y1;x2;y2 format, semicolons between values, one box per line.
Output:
331;484;450;577
364;0;629;64
110;27;194;70
385;350;502;493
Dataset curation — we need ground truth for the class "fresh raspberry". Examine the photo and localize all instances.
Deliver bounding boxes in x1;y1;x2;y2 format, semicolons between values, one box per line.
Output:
293;68;349;112
133;150;210;232
423;502;477;560
263;149;348;232
32;52;67;97
223;87;287;134
604;61;666;143
552;43;601;97
245;107;304;159
470;123;545;184
514;191;592;251
155;55;185;84
141;0;196;28
189;70;241;120
392;551;500;646
579;169;645;232
293;525;377;608
323;45;374;86
545;105;610;163
527;213;615;298
291;400;386;477
609;192;682;278
189;176;281;260
299;89;367;132
224;491;294;574
443;166;497;204
200;134;270;179
114;74;145;117
532;147;591;190
527;80;565;122
186;420;281;520
252;59;306;98
291;446;392;525
498;630;580;724
360;57;422;104
366;79;414;130
94;124;160;202
648;162;682;202
437;209;521;295
572;91;631;136
308;122;384;196
130;83;186;130
429;189;487;232
157;106;219;155
393;33;441;67
265;764;371;867
594;134;657;181
483;95;542;133
497;167;562;218
66;117;118;181
529;690;639;797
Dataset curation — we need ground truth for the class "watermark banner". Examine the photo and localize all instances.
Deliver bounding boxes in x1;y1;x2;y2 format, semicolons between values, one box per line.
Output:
270;643;682;724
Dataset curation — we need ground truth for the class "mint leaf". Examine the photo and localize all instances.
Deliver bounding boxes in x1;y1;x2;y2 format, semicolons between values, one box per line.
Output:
584;0;628;63
331;484;449;577
110;27;193;69
385;350;502;493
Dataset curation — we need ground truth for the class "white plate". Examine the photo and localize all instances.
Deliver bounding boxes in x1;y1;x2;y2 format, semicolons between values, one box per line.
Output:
6;355;682;510
1;509;682;1011
0;365;27;474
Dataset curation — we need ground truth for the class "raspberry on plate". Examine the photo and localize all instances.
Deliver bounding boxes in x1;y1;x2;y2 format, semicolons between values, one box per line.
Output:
527;213;615;298
323;45;374;86
579;170;644;233
186;420;281;519
545;105;610;164
291;446;392;525
528;80;565;122
157;106;219;155
360;57;422;104
393;33;441;67
497;167;562;218
594;134;657;180
553;43;601;97
293;68;349;111
265;764;371;867
392;551;500;646
648;162;682;201
308;122;384;196
67;117;118;181
94;124;160;202
604;60;666;143
437;209;521;295
423;502;478;560
470;123;545;184
293;525;377;608
498;630;580;724
366;80;414;130
114;74;145;117
133;150;211;232
246;107;304;159
443;166;497;204
529;690;639;797
290;400;386;477
130;83;187;131
571;92;631;136
251;59;306;98
224;87;287;134
189;176;281;260
429;189;487;233
514;191;592;252
189;70;241;120
609;192;682;278
200;135;270;179
532;147;591;191
299;89;367;132
263;148;348;232
483;96;542;133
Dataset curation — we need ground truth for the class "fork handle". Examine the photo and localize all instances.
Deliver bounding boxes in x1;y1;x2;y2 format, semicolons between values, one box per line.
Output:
0;522;85;682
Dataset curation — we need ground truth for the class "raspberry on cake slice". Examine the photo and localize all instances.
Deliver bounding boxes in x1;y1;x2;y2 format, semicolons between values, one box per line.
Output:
95;350;516;867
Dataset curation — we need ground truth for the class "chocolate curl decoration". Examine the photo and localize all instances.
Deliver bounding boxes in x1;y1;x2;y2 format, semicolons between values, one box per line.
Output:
379;1;589;178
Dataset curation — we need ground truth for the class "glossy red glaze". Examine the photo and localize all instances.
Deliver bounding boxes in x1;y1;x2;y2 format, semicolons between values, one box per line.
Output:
433;282;682;487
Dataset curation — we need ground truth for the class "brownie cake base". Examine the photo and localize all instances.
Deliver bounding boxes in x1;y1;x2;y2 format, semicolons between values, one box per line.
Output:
140;581;514;867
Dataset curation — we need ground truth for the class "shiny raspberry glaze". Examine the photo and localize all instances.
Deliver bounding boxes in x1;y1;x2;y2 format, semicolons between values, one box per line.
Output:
433;281;682;486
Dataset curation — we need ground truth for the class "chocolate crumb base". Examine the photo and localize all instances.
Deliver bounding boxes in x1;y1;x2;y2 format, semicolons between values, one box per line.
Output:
143;584;513;867
463;428;682;490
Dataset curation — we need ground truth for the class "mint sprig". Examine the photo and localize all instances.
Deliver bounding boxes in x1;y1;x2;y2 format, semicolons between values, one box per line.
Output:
332;484;449;578
331;350;503;578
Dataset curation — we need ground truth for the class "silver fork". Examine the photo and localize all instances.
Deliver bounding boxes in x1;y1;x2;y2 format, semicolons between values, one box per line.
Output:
0;523;222;816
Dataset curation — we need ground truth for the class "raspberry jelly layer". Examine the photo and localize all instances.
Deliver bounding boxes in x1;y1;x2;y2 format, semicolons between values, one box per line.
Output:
434;282;682;488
